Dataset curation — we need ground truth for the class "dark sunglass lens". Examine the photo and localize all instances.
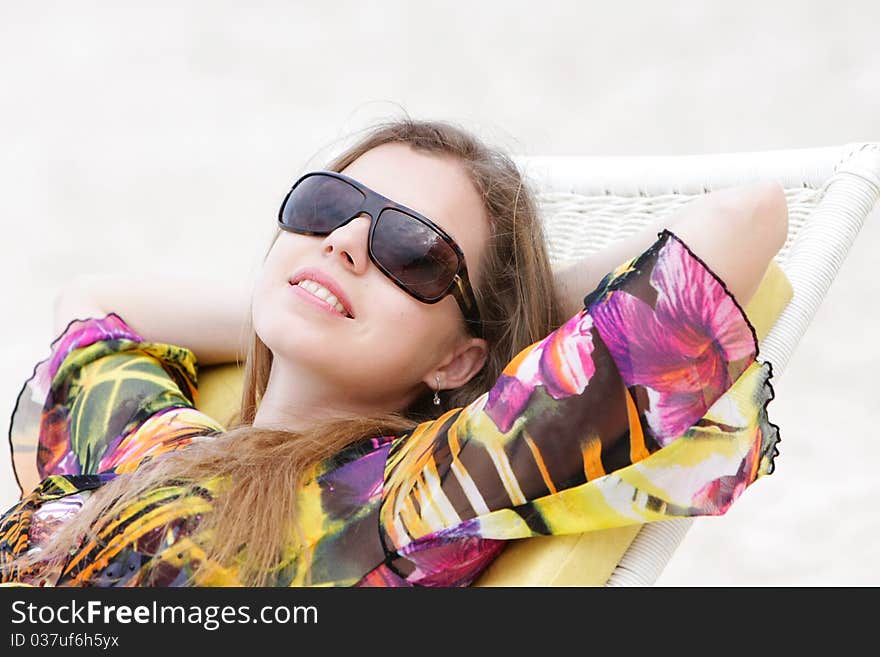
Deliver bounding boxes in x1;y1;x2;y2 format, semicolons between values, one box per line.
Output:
373;209;460;299
282;175;365;232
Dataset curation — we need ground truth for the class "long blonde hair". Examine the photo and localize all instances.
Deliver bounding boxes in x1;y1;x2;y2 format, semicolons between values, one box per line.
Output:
15;116;568;586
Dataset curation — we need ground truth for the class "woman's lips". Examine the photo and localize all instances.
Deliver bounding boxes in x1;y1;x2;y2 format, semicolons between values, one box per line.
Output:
289;282;353;320
288;267;355;318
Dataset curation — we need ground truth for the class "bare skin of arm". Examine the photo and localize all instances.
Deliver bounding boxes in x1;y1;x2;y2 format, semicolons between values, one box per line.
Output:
553;181;790;319
53;276;253;367
53;182;789;368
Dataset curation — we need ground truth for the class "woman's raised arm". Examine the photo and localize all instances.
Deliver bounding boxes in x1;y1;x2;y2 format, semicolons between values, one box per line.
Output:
377;227;784;585
553;181;790;318
53;274;253;367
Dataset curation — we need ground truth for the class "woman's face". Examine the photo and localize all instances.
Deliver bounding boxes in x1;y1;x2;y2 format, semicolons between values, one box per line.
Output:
252;142;491;414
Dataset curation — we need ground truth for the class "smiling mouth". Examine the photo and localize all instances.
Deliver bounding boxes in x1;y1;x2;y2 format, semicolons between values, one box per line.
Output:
288;281;354;319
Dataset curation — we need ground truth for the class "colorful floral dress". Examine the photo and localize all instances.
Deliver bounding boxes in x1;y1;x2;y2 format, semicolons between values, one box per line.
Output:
0;230;780;586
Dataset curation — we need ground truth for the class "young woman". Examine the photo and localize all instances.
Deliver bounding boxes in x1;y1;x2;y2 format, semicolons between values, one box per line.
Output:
1;118;786;587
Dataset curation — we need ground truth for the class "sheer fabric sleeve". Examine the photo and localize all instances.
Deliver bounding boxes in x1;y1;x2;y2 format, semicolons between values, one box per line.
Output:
378;229;780;572
8;313;225;496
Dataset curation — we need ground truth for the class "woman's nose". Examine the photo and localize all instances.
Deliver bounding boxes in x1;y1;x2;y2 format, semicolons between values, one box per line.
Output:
323;213;371;268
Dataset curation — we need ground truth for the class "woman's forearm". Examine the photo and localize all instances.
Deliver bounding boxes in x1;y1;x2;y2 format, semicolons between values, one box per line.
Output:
54;274;254;367
553;213;672;319
554;182;789;318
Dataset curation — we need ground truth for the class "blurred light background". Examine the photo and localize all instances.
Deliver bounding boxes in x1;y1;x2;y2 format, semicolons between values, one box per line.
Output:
1;1;877;585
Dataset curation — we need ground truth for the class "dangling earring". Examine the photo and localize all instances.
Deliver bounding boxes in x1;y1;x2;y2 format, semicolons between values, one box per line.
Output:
433;375;441;406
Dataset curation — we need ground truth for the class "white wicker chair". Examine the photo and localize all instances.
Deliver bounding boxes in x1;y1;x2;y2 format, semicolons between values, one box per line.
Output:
511;142;880;586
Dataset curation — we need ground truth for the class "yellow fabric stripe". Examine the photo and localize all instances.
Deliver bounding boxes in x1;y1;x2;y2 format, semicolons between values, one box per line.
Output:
523;429;558;494
485;442;526;506
447;419;490;516
625;385;650;464
72;356;186;448
91;355;180;390
101;376;124;444
422;458;462;528
413;473;446;531
43;477;85;497
449;459;490;516
398;488;428;539
582;437;606;481
391;512;410;547
70;490;175;556
68;496;212;581
387;409;457;481
2;515;28;552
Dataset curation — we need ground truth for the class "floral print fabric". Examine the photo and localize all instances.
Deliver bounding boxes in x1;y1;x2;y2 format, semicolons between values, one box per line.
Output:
0;229;780;586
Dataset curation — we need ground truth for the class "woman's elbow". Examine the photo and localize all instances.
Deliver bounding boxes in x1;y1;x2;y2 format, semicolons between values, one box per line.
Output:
749;180;789;257
699;181;788;308
52;276;108;336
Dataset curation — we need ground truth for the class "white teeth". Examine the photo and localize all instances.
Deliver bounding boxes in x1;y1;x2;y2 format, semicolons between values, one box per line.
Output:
295;279;350;317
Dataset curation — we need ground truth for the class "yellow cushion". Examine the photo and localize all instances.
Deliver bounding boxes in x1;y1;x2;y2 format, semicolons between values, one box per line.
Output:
194;361;244;429
194;259;793;586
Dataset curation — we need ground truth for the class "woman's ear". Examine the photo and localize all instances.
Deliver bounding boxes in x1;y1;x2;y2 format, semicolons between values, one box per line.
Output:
426;337;488;391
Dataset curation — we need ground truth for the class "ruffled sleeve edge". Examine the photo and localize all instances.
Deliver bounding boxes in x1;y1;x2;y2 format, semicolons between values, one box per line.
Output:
583;228;781;475
660;228;781;476
661;229;761;354
5;312;200;497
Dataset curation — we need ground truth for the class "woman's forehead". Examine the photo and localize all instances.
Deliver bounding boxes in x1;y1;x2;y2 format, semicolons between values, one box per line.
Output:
340;144;482;238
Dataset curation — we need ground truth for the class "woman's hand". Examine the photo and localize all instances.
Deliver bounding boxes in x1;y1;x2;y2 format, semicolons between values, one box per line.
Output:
53;274;253;367
553;181;790;318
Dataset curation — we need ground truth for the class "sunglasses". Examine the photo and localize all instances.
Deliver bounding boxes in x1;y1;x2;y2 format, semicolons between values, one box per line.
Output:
277;170;485;338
